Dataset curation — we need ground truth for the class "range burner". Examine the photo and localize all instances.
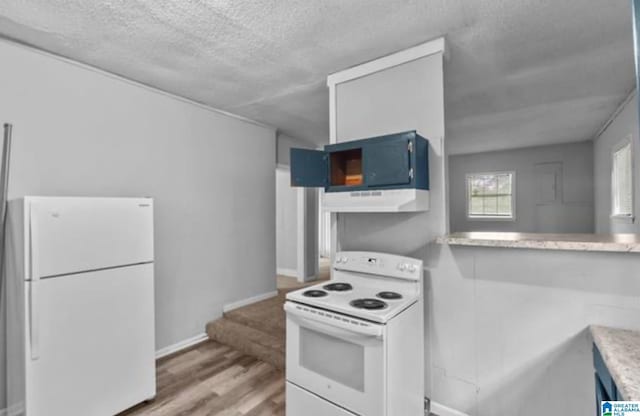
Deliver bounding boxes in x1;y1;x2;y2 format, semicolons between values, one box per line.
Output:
323;282;353;292
303;290;328;298
377;291;403;300
350;298;387;310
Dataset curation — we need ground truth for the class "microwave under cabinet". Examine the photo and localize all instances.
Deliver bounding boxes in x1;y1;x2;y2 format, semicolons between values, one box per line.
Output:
290;131;430;212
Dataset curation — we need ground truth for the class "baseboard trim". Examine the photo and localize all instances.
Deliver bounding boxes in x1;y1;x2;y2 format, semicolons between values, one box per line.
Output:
277;268;298;278
223;290;278;313
155;332;208;359
431;401;470;416
0;402;25;416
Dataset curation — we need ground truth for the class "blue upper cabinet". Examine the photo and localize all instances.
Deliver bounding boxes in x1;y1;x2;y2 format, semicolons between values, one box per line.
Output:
364;136;411;187
290;148;329;187
290;131;429;193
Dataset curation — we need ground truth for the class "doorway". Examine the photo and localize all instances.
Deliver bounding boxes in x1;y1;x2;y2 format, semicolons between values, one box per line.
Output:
275;166;325;286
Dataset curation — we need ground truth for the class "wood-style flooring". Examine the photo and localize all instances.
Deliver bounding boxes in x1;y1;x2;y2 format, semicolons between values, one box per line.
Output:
120;340;284;416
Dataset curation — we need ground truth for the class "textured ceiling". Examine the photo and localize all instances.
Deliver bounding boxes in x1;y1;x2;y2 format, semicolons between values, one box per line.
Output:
0;1;634;153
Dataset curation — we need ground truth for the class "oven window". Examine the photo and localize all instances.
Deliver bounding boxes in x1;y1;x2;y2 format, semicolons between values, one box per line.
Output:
300;327;365;392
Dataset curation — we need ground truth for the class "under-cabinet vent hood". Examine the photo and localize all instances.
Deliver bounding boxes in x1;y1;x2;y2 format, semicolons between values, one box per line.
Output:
323;188;429;212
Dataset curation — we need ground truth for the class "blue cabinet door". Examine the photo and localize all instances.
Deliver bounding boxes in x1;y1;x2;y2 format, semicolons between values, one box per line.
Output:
364;137;411;187
595;373;609;416
290;148;328;187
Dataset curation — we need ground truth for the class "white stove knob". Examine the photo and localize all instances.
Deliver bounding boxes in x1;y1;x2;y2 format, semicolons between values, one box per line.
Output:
398;263;407;271
341;256;348;263
408;264;417;273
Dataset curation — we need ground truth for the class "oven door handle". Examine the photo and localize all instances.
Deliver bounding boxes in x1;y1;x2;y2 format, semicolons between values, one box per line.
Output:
285;302;383;339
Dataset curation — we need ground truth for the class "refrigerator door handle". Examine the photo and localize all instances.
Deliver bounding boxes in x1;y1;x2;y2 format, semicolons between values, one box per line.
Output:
30;281;40;360
29;202;40;282
29;203;41;360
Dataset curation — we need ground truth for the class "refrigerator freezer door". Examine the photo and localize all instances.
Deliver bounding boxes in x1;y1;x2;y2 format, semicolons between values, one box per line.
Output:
25;263;156;416
27;197;153;279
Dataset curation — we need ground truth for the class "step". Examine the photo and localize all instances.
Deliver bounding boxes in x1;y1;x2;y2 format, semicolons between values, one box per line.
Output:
223;293;287;339
206;318;285;369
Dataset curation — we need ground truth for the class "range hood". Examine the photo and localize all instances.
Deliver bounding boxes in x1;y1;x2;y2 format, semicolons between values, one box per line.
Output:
322;188;429;213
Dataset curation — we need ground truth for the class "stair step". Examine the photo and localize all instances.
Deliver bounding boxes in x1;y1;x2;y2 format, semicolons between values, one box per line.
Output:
223;293;286;338
206;318;285;369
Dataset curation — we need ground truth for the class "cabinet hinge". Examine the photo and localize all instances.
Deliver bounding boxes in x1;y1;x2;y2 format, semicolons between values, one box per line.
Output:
409;168;414;180
408;141;414;153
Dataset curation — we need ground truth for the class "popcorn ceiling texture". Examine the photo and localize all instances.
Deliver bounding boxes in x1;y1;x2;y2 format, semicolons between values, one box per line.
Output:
0;0;634;152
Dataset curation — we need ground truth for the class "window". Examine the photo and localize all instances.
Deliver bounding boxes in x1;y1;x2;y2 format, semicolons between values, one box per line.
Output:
611;138;633;218
466;172;515;219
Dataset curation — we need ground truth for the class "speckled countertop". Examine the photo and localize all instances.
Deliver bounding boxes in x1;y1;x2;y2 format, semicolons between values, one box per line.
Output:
591;325;640;400
436;232;640;253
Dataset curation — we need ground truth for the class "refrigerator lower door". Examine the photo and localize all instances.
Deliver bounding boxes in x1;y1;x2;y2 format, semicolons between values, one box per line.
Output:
25;263;155;416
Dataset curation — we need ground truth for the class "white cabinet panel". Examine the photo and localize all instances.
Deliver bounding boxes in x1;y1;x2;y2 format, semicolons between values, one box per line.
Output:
286;383;356;416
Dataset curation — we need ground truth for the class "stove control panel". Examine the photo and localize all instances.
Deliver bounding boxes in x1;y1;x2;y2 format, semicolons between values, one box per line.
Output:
333;251;423;280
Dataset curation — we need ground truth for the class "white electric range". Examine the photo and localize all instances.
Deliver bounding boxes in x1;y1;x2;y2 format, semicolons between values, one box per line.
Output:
284;251;424;416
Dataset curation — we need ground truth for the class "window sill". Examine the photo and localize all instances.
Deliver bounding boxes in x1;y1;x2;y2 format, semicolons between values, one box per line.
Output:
467;216;515;222
611;215;635;224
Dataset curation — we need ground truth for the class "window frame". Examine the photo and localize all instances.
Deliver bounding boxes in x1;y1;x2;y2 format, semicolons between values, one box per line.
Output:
610;135;635;222
465;171;516;221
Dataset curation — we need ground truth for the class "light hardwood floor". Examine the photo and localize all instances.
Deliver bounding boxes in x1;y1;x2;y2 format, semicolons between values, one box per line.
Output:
120;340;284;416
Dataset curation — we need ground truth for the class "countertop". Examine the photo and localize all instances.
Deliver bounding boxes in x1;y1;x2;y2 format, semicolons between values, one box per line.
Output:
436;232;640;253
590;325;640;401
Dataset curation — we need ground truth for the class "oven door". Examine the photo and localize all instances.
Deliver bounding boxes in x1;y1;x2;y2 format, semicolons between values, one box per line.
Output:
285;302;385;416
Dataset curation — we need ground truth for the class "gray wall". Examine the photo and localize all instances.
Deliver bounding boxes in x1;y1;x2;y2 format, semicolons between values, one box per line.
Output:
276;133;317;166
0;39;276;410
449;142;595;233
594;92;640;233
275;167;297;274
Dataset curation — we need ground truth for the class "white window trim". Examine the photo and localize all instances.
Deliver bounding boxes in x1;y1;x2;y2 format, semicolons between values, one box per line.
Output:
610;135;635;223
466;171;516;222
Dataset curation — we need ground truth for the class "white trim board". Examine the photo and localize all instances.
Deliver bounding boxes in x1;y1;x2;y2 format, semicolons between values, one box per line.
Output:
326;37;446;87
277;267;298;278
431;401;470;416
155;332;209;359
296;187;307;283
222;290;278;313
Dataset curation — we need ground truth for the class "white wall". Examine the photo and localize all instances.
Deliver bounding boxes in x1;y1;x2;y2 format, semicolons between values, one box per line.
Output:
335;54;447;256
0;39;276;410
276;167;297;275
430;244;640;416
594;92;640;233
332;51;446;399
330;42;640;416
449;141;595;233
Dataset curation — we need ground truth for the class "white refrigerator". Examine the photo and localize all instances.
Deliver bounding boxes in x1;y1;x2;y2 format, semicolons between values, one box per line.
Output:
6;197;156;416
